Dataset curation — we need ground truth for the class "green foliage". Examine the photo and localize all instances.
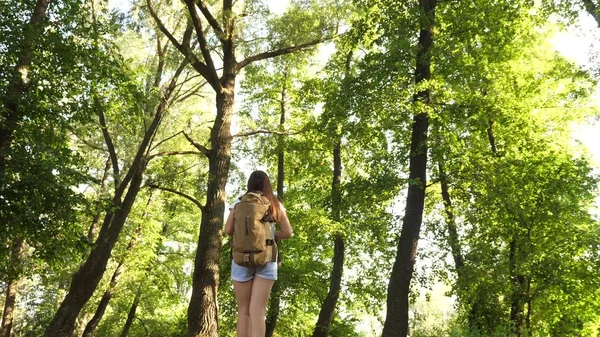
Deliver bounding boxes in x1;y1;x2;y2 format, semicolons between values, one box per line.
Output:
2;1;600;336
0;0;115;277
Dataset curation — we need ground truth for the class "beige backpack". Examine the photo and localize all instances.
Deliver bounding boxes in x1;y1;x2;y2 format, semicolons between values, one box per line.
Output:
232;192;277;267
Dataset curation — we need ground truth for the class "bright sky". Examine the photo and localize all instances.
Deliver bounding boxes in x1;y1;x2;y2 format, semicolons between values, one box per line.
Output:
551;13;600;167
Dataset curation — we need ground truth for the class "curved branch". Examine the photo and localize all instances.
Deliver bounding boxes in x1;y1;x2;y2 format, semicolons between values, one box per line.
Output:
182;131;210;155
146;0;218;91
97;101;120;188
184;0;220;87
196;1;224;40
148;184;204;210
148;151;204;160
237;36;334;70
151;131;183;151
232;128;307;138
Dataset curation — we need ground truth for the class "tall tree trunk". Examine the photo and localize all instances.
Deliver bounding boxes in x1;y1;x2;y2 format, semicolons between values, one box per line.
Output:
266;70;288;337
44;63;185;337
0;279;18;337
119;288;141;337
81;222;143;337
312;140;344;337
186;81;234;337
382;1;436;336
1;239;24;337
0;0;51;169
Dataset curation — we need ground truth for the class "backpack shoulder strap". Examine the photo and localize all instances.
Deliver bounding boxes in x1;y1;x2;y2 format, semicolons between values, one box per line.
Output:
243;191;270;205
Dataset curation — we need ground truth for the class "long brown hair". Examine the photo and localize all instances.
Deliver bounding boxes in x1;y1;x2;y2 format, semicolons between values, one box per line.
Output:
247;170;282;222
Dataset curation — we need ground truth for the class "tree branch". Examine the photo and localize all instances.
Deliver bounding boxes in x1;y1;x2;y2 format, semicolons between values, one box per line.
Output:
237;36;333;69
184;0;220;87
146;0;219;91
232;128;307;138
196;1;225;41
182;131;211;155
148;184;204;210
67;126;105;152
148;151;205;160
146;59;190;157
97;100;120;189
151;131;182;151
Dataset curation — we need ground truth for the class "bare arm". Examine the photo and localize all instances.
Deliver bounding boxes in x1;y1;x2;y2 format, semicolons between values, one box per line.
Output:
224;209;234;236
275;208;293;240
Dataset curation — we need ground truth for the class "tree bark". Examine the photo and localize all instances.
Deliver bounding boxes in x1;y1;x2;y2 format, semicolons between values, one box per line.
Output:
382;1;436;336
1;239;24;337
119;288;141;337
312;140;344;337
186;82;234;337
44;63;185;337
0;0;51;169
0;279;18;337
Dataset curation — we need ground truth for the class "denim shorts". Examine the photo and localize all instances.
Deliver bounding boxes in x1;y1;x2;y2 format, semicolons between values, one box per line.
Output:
231;260;277;282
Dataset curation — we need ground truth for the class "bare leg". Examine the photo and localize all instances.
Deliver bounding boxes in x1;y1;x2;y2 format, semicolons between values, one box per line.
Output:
233;280;253;337
249;277;274;337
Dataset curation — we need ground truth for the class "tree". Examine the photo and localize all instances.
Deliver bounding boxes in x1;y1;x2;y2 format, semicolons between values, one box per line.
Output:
383;1;437;335
0;1;108;335
146;1;341;335
44;19;191;334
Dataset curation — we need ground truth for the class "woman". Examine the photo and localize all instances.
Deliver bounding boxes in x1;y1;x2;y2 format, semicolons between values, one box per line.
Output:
224;170;293;337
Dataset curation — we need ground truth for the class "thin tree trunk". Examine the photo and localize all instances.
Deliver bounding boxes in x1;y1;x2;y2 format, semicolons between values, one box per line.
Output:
382;1;436;336
81;222;144;337
0;0;51;169
45;164;146;337
438;162;463;272
44;62;186;337
265;281;280;337
266;70;288;337
509;239;526;337
312;140;344;337
119;288;141;337
1;239;24;337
